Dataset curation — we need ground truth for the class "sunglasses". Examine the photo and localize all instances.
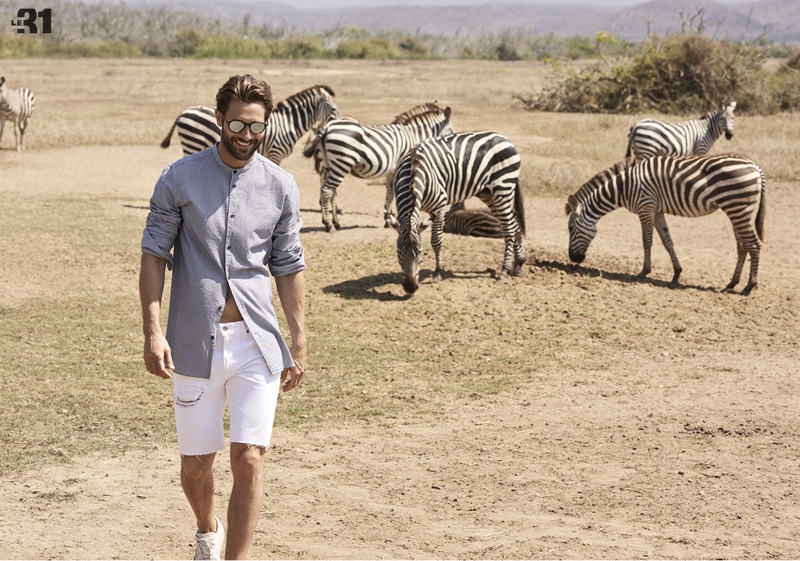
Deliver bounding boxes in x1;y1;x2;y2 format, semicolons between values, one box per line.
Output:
222;116;267;135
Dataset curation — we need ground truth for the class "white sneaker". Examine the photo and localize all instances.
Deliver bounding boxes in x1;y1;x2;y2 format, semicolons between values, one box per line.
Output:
193;516;224;560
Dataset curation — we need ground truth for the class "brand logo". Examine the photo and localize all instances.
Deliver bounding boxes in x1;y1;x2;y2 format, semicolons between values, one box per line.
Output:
11;8;52;33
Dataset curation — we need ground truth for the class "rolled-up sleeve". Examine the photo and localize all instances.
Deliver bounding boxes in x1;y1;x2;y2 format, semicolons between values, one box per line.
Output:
268;183;305;277
141;167;181;270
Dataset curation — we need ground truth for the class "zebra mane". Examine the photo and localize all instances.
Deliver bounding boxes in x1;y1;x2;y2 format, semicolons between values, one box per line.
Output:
569;157;636;208
392;101;440;124
275;84;335;110
394;106;451;127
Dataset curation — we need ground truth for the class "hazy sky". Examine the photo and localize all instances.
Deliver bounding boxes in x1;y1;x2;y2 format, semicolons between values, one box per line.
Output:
147;0;753;7
271;0;751;7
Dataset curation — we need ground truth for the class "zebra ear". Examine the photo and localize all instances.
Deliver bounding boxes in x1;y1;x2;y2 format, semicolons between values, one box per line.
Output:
386;213;400;231
566;195;578;214
728;101;737;111
443;107;452;120
419;218;433;231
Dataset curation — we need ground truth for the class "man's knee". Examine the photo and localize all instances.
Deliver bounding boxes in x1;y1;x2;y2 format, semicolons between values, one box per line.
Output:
181;453;215;480
230;444;266;477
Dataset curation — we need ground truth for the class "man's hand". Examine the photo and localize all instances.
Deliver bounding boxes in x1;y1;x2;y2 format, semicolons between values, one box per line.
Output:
281;343;306;392
144;332;174;379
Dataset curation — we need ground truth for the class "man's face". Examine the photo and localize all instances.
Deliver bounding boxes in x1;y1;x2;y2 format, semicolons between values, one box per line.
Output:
216;100;267;165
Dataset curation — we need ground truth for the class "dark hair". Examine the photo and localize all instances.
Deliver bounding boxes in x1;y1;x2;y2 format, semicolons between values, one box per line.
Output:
216;74;273;119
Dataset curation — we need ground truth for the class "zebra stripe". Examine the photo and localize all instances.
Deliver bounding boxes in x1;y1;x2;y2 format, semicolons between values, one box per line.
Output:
626;102;736;160
392;131;526;294
0;77;35;152
565;153;766;295
160;106;218;155
160;84;340;164
443;202;504;238
303;106;454;232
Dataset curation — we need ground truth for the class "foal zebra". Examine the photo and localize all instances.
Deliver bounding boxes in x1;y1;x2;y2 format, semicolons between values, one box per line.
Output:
565;154;766;295
0;76;35;151
625;102;736;161
443;202;504;238
391;131;526;294
160;84;340;164
303;105;454;232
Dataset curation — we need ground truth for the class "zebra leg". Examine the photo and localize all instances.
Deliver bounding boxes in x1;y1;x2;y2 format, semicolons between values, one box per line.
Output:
319;168;343;233
637;213;656;279
494;201;518;282
430;210;446;282
654;213;682;284
14;120;22;151
512;230;527;276
741;238;761;296
724;238;749;293
383;173;396;228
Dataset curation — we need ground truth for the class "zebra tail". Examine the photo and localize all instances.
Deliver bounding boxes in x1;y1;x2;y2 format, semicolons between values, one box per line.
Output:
756;171;766;242
160;118;178;149
302;129;322;159
514;178;526;237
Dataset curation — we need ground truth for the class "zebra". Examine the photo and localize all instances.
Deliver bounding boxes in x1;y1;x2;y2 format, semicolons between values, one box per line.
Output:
390;131;526;294
625;101;736;161
303;105;455;232
0;76;35;151
443;201;504;238
160;84;340;164
565;153;766;295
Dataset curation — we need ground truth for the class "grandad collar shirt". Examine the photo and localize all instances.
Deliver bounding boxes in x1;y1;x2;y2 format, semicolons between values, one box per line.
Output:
142;145;305;379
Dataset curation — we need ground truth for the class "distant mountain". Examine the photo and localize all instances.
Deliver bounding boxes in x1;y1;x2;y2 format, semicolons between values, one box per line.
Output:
128;0;800;43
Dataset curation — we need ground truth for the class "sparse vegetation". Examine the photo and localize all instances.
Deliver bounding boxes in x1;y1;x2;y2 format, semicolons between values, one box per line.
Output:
515;25;800;114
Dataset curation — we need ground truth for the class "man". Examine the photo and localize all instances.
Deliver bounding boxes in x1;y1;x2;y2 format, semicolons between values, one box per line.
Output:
139;74;306;560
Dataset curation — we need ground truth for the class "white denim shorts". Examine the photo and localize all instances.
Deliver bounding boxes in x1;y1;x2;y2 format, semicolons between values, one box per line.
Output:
173;321;281;456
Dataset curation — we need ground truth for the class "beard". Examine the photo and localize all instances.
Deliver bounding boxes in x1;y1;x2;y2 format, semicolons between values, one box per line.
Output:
220;130;261;162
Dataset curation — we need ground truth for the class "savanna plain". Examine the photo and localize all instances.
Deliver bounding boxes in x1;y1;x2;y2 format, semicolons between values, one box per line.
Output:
0;57;799;560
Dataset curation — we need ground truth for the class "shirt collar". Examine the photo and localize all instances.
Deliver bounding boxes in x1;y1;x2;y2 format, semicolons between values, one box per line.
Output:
213;143;255;174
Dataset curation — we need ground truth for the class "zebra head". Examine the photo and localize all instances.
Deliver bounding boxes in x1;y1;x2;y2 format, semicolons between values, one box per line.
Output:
565;194;597;264
722;101;736;140
392;154;431;294
396;222;425;294
312;85;341;128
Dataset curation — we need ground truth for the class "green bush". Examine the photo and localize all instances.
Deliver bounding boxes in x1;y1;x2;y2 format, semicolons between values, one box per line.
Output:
516;32;786;114
334;37;400;59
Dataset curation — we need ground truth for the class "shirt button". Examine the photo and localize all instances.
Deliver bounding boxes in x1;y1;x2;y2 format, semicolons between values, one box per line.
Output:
230;214;235;218
211;335;215;340
227;245;232;249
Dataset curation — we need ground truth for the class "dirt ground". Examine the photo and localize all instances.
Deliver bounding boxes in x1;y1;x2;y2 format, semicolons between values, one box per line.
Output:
3;114;800;557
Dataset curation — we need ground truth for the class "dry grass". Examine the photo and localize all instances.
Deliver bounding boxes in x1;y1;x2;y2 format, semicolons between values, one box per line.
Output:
0;58;798;477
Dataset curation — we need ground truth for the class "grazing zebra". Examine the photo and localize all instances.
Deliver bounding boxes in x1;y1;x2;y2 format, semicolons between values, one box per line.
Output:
160;84;340;164
0;76;35;152
391;131;526;294
626;101;736;161
303;105;454;232
565;154;766;295
444;201;504;238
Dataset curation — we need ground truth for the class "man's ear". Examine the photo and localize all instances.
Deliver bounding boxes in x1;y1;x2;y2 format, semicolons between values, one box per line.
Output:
215;109;223;128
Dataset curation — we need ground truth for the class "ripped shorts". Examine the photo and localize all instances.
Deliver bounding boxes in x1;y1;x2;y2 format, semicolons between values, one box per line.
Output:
172;321;281;456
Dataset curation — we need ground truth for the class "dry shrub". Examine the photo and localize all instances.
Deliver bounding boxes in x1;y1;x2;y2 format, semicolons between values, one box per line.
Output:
516;32;790;114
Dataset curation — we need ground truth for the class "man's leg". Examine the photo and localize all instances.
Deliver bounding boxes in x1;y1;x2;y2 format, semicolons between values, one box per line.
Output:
225;443;267;559
181;453;218;533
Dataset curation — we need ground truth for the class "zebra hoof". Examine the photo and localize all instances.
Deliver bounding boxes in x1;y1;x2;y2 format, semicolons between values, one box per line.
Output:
497;271;510;283
741;283;756;296
433;273;443;283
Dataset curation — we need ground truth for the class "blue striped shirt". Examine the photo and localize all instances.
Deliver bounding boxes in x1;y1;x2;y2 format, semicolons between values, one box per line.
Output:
141;145;305;379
